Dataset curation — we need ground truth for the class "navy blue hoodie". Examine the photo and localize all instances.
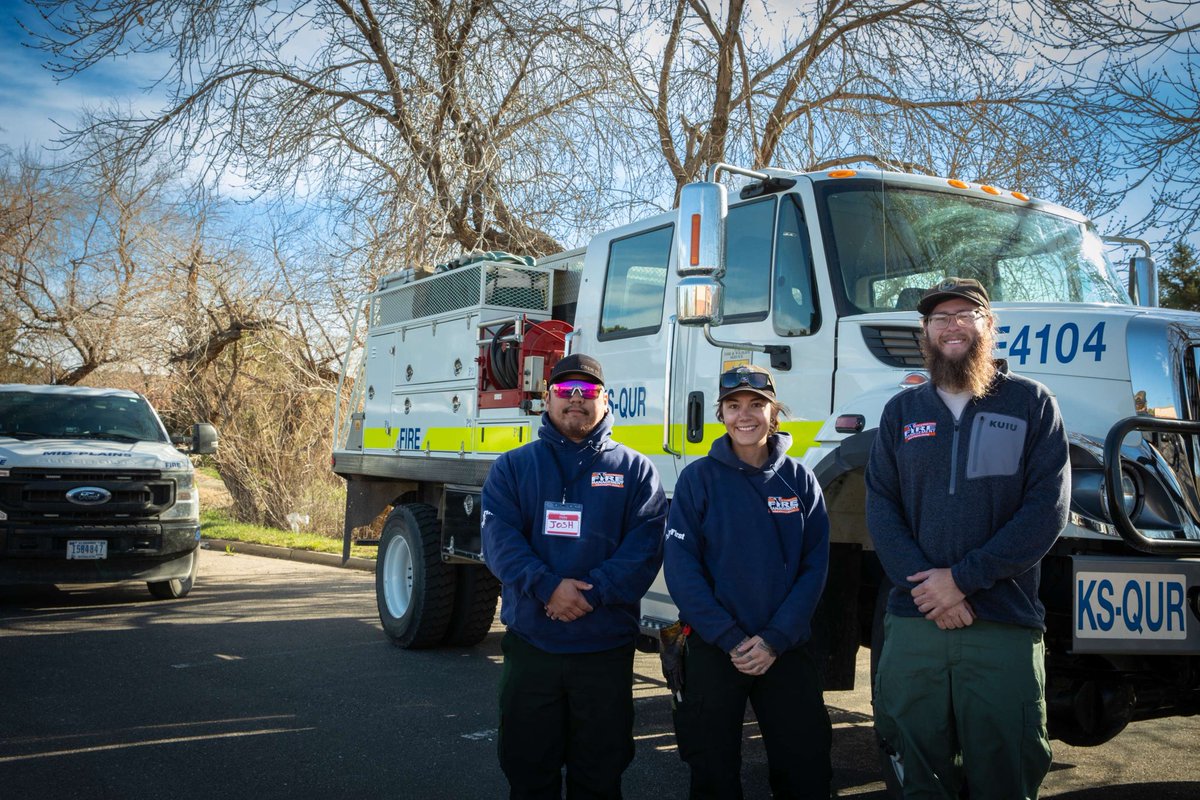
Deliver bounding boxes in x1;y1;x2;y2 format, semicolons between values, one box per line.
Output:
481;411;666;653
664;432;830;654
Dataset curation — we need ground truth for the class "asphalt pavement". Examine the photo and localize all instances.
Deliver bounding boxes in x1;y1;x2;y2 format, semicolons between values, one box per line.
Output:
0;547;1196;799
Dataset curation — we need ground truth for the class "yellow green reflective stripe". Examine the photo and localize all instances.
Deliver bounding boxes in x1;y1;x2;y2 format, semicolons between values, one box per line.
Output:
362;420;823;458
362;427;395;448
474;423;531;452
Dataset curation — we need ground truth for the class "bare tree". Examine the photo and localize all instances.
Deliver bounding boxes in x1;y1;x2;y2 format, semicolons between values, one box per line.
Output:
1089;35;1200;242
0;146;177;384
31;0;629;261
609;0;1184;214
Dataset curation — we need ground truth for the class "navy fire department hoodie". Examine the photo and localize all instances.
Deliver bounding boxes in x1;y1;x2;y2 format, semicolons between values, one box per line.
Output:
664;432;830;655
481;411;666;653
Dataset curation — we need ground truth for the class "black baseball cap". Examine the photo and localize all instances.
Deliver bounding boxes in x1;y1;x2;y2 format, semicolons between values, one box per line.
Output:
717;364;777;403
916;277;991;316
548;353;604;385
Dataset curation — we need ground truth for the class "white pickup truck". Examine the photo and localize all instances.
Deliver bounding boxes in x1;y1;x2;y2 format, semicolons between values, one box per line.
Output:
0;384;217;599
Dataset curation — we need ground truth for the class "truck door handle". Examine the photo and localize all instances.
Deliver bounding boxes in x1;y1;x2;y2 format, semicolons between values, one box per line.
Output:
687;392;704;443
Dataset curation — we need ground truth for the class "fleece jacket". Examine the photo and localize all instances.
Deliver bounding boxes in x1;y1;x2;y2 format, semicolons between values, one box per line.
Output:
865;361;1069;630
481;411;666;654
664;432;830;655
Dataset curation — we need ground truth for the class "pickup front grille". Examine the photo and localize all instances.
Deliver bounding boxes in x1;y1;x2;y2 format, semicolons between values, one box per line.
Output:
0;468;172;523
862;325;924;368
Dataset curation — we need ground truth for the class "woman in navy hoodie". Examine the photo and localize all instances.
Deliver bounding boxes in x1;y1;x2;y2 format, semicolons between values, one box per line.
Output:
664;364;832;799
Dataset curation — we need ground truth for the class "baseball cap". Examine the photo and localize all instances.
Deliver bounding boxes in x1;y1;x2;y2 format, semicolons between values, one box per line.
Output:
916;277;991;316
717;364;777;403
548;353;605;385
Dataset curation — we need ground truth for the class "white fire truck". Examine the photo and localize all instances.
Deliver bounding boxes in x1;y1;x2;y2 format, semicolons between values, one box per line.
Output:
332;164;1200;755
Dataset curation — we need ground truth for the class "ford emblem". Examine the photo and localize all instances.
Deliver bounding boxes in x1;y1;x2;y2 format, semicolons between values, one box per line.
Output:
66;486;112;505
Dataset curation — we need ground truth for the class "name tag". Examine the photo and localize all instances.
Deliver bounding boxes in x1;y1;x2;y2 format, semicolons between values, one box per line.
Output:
543;501;583;537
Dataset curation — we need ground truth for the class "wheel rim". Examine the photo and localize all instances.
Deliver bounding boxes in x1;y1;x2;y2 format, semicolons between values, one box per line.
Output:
383;532;415;618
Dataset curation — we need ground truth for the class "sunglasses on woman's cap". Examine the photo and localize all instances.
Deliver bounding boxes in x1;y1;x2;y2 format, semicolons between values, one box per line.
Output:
549;380;604;400
719;369;774;391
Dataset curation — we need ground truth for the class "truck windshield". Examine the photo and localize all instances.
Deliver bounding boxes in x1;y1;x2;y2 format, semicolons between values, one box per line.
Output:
0;391;169;443
815;179;1131;315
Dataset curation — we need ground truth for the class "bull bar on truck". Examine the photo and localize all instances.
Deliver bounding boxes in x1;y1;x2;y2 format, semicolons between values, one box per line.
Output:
1104;415;1200;554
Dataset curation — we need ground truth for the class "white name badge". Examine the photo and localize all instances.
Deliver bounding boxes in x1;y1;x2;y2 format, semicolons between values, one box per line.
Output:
543;501;584;538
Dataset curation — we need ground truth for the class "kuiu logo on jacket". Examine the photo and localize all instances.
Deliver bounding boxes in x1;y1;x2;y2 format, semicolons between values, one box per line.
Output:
767;496;800;514
591;472;625;488
903;421;937;441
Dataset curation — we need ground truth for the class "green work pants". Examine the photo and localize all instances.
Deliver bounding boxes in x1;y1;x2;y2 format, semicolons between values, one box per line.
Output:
873;615;1052;800
497;632;636;800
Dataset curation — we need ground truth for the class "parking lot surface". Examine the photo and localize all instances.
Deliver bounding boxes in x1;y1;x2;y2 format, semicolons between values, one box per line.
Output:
0;550;1196;799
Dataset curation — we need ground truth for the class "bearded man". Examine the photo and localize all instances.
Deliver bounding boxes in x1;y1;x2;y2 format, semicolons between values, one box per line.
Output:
865;278;1070;799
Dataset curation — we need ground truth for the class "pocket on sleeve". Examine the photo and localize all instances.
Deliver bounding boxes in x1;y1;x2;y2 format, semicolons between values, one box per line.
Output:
966;412;1026;479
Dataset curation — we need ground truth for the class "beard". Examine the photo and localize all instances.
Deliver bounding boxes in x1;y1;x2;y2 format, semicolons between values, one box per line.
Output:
922;325;997;397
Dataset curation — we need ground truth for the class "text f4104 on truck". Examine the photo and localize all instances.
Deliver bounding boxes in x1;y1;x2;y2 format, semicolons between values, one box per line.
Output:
331;165;1200;758
0;384;218;599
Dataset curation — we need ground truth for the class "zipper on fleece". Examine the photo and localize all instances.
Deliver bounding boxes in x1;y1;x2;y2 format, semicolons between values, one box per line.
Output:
949;418;961;495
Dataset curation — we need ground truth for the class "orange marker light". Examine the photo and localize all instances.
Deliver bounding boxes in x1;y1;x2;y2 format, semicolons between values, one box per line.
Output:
690;214;701;267
981;185;1000;195
947;179;969;189
828;169;857;178
1012;191;1029;201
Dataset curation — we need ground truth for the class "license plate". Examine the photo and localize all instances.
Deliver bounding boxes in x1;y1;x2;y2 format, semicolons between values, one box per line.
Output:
66;540;108;560
1075;570;1187;641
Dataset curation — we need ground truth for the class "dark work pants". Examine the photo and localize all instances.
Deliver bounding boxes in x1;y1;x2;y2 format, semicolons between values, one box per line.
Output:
673;636;832;800
498;632;636;800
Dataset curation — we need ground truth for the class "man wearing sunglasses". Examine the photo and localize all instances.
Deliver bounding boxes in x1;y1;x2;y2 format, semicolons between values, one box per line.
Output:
866;277;1069;799
482;352;666;799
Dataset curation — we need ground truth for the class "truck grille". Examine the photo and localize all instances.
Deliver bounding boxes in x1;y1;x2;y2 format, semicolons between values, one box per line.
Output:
0;468;172;522
862;325;923;368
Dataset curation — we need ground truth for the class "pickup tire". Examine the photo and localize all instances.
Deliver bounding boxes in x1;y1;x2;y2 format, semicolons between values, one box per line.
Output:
147;548;199;600
377;503;454;649
442;565;500;647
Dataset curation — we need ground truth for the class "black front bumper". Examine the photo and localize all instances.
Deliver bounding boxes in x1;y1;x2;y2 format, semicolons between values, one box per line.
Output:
0;522;200;585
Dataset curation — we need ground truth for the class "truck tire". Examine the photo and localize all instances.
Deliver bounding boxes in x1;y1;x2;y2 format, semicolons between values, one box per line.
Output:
376;503;454;649
441;565;501;647
147;548;199;600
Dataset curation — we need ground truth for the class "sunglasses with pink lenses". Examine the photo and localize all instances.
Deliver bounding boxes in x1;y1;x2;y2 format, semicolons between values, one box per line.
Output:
549;380;604;400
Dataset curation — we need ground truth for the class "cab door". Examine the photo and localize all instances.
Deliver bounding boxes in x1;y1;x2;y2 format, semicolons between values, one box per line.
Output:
573;216;680;488
678;191;833;464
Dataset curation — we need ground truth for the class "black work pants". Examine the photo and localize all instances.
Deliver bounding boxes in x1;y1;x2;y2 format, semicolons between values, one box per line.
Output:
498;632;636;800
673;636;832;800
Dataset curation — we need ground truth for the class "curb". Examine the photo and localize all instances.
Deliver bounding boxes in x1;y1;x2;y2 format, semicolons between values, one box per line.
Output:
201;538;376;573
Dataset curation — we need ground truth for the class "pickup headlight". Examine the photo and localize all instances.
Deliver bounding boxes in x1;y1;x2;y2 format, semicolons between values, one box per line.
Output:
161;470;199;521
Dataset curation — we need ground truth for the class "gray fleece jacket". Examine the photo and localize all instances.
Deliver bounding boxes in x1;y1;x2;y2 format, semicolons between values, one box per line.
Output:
865;361;1069;630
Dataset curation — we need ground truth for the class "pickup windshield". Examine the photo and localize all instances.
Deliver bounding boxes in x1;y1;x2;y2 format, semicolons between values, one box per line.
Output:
815;179;1131;315
0;391;169;443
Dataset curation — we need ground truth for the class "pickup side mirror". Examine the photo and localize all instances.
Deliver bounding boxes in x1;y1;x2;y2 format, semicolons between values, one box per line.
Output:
192;423;219;455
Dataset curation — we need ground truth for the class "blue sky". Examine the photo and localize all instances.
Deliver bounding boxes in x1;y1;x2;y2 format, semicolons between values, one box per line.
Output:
0;1;170;155
1;0;1192;261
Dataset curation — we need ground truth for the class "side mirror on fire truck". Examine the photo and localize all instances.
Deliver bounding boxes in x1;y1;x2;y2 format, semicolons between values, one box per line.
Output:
1128;255;1158;308
676;181;728;327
